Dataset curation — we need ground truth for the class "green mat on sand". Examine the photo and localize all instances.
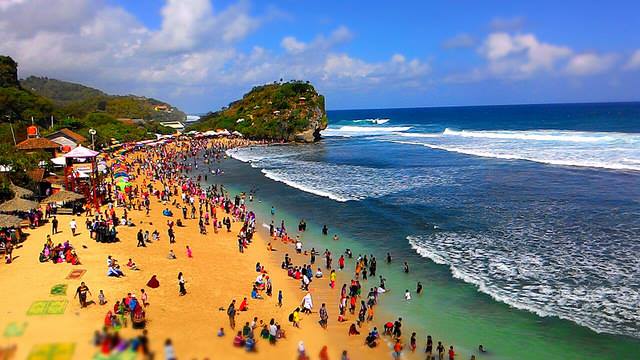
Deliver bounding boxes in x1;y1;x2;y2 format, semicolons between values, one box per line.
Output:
26;300;68;315
92;351;138;360
50;284;67;296
3;322;27;337
27;343;75;360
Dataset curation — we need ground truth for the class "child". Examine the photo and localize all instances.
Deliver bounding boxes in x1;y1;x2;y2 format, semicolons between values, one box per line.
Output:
186;245;193;258
217;327;225;337
98;290;106;305
141;288;149;307
277;290;283;307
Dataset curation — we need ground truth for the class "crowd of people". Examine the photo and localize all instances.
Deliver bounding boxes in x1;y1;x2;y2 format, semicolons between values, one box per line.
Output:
38;237;80;265
24;135;482;359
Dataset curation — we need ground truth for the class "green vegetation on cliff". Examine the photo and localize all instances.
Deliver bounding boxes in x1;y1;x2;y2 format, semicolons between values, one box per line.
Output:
189;81;328;142
0;56;178;146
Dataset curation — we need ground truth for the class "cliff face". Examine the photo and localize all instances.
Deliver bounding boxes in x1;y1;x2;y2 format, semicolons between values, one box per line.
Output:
190;81;328;142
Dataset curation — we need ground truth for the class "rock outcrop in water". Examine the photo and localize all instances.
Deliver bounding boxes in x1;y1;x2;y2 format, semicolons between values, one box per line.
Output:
189;81;328;143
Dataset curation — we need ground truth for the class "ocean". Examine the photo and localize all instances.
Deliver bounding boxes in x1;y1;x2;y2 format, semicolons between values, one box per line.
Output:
213;102;640;359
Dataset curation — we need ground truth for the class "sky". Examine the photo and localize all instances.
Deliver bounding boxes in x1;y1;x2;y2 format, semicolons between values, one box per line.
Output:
1;0;639;112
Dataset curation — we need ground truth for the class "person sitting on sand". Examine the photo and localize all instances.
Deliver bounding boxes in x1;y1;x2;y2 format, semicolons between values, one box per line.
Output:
251;286;263;300
348;323;360;336
365;332;378;348
239;297;249;311
146;275;160;288
315;268;323;278
127;258;139;270
233;331;245;347
217;328;225;337
167;249;177;259
108;264;124;277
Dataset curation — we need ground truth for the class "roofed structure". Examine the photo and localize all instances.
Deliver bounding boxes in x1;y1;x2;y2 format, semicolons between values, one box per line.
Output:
45;128;87;149
15;137;60;151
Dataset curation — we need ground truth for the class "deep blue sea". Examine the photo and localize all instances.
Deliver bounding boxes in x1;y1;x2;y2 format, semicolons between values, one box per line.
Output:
221;102;640;359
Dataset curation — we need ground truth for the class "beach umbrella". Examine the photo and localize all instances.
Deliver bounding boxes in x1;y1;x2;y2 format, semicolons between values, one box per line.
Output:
0;214;22;228
114;172;128;178
0;198;39;212
9;183;34;199
41;189;85;204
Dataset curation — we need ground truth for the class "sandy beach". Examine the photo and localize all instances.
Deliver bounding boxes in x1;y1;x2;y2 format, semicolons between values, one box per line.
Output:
0;139;400;360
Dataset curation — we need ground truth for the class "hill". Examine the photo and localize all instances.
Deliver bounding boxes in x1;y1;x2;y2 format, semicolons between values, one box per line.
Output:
21;76;186;123
189;81;327;142
0;55;175;146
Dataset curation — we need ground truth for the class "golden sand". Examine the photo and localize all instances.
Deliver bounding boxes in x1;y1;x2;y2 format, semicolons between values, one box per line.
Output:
0;141;401;360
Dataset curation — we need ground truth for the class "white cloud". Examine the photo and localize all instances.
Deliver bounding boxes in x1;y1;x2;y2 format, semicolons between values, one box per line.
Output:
565;53;617;76
624;50;640;70
281;36;306;54
148;0;213;52
480;32;572;78
0;1;429;110
0;0;26;11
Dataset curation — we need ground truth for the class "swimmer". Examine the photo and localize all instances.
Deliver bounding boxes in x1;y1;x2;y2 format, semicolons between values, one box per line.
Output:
416;281;423;294
404;289;411;301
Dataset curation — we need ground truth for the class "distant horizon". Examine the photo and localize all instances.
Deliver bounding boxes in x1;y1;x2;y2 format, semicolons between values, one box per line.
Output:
325;100;640;113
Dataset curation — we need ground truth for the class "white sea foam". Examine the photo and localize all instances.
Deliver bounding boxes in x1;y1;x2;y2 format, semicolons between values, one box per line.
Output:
383;128;640;172
442;128;625;142
321;125;411;137
353;118;390;124
408;226;640;337
229;145;453;202
261;169;351;202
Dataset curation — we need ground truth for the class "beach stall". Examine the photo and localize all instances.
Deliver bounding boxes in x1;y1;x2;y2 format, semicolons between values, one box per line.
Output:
9;183;34;199
0;214;24;256
41;189;85;215
63;146;101;211
0;197;40;229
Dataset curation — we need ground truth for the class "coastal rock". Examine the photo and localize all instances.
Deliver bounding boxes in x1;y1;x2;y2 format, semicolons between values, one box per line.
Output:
190;81;328;143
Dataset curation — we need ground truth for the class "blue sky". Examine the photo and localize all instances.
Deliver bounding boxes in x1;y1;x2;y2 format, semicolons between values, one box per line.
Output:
1;0;639;112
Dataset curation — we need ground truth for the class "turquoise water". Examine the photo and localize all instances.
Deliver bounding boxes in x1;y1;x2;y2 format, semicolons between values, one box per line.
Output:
202;103;640;359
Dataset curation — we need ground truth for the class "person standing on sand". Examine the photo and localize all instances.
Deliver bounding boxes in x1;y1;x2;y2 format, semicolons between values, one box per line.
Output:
319;303;328;329
74;281;92;308
168;227;175;243
69;218;77;236
227;299;237;329
137;230;146;247
51;216;58;234
178;272;186;295
164;339;176;360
